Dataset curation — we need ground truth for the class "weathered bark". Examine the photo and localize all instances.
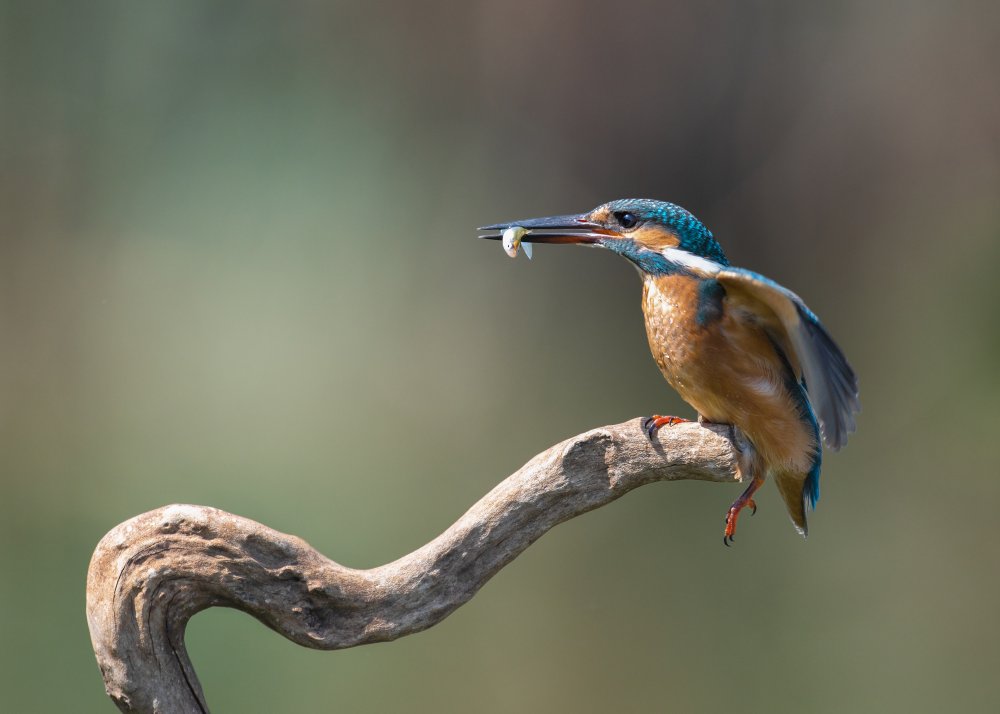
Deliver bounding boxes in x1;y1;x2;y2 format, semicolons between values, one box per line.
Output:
86;418;741;713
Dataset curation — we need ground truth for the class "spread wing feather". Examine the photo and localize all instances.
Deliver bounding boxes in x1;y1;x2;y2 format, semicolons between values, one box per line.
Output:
710;267;860;450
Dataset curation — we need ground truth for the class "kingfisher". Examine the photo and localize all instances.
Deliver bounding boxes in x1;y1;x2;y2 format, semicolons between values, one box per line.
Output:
479;199;859;543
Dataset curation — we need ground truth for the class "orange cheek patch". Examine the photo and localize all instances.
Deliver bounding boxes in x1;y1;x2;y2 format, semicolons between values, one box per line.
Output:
632;225;680;251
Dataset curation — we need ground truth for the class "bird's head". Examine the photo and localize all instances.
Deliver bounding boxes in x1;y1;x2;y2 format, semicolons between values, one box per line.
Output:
480;198;728;274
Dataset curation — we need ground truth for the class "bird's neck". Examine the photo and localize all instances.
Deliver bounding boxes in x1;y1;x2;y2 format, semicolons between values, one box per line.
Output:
610;241;726;279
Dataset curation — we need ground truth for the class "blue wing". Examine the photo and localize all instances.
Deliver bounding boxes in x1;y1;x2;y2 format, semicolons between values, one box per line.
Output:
714;268;860;450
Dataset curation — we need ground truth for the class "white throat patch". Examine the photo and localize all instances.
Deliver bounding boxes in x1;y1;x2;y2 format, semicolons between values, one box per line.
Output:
661;248;724;277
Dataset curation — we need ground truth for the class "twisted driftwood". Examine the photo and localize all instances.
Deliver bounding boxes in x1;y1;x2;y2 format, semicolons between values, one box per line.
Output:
87;418;741;713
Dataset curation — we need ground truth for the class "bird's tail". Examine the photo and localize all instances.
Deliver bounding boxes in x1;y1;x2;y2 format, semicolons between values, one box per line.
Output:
773;459;821;538
773;473;808;536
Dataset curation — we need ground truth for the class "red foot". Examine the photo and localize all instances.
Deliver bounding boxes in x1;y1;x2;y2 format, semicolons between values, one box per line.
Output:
642;415;692;438
723;475;764;546
723;498;757;545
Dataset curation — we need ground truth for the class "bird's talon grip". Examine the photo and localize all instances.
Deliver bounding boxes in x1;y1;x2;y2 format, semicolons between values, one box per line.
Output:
643;414;692;439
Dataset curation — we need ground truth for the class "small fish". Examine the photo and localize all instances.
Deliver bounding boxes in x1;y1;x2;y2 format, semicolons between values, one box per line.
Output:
502;226;532;260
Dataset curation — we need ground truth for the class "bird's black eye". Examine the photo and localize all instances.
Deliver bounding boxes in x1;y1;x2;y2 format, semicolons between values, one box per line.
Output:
614;211;639;229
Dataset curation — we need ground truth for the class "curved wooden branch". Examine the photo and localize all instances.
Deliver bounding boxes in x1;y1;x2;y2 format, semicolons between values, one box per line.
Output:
86;418;741;713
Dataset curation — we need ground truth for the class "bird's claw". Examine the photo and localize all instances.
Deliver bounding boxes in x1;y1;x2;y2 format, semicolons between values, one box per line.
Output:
642;414;692;439
722;498;759;546
724;508;738;546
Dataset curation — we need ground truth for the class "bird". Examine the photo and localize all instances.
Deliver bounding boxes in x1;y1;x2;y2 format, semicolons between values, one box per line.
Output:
479;199;859;543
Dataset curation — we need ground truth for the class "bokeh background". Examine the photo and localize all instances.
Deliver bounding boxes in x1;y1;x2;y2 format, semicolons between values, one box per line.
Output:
2;1;999;712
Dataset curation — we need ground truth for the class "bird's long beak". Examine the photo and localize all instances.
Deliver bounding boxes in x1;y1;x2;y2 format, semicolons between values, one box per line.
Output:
478;213;617;244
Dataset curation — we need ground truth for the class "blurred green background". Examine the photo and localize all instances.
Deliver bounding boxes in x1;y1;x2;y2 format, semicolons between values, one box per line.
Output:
2;1;999;712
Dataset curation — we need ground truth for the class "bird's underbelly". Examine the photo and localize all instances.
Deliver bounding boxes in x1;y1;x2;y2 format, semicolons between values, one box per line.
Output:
642;276;816;471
